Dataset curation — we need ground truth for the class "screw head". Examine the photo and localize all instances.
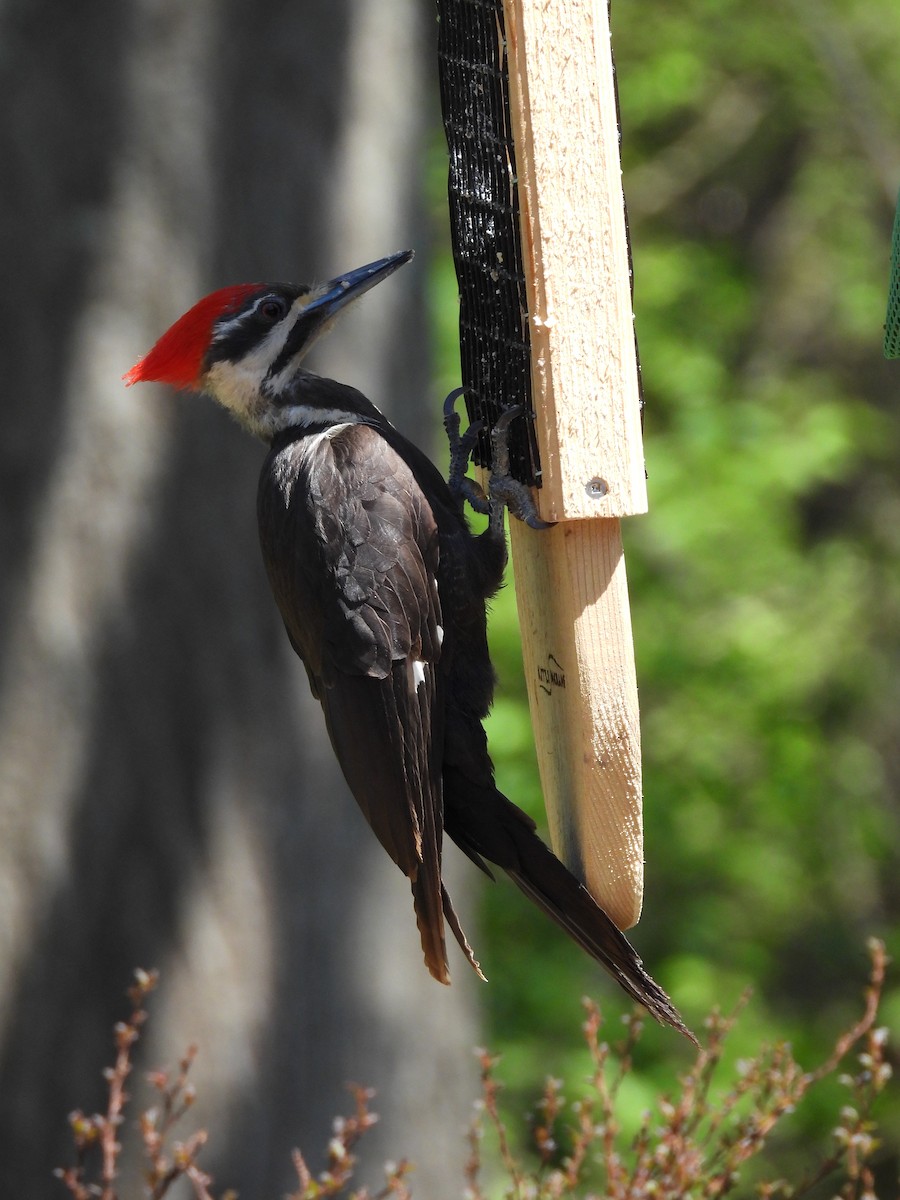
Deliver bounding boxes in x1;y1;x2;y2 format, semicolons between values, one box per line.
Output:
585;477;608;499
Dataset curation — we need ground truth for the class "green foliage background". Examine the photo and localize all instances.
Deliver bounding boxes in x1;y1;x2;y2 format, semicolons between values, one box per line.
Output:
430;0;900;1187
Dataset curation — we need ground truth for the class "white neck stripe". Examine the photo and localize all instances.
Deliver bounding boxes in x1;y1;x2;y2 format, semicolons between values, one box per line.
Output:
272;405;365;432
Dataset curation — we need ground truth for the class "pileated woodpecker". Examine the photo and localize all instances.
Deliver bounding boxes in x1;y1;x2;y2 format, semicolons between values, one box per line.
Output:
126;250;691;1038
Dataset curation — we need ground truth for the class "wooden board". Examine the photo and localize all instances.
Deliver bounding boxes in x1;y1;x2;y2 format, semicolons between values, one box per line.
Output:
501;0;646;926
508;518;643;930
503;0;646;523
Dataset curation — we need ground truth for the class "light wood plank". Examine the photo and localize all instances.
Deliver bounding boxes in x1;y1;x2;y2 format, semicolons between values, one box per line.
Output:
503;0;646;522
499;0;646;923
508;517;643;930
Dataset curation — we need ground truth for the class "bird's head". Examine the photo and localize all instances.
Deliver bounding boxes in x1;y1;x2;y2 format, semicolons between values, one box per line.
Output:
125;250;413;439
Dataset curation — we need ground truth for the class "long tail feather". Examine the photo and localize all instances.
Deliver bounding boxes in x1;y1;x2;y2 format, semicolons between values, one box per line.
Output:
412;868;451;984
505;826;696;1042
442;884;487;982
443;767;695;1041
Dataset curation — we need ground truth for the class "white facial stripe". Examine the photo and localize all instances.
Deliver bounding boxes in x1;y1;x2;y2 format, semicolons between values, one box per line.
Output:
212;295;274;342
265;284;353;393
266;350;308;397
212;292;310;375
202;292;392;441
204;292;350;437
205;299;302;425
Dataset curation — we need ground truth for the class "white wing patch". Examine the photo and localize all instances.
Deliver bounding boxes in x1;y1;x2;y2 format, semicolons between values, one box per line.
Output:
304;421;353;454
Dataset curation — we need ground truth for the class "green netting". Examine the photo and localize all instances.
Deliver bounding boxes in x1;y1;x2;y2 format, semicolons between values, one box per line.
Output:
884;187;900;359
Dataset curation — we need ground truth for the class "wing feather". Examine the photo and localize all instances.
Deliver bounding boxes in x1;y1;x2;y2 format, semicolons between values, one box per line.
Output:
257;422;452;980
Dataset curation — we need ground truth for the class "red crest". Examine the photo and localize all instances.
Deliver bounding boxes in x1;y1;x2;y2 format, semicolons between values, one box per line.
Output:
124;284;263;389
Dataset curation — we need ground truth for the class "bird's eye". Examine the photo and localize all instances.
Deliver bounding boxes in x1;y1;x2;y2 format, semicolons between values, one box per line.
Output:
259;298;287;322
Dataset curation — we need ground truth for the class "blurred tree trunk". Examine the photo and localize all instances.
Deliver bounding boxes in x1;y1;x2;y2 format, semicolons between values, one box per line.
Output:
0;1;480;1196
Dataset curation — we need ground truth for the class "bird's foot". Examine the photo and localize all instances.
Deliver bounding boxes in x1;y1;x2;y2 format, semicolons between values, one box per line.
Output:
487;406;554;535
443;388;490;515
444;391;553;532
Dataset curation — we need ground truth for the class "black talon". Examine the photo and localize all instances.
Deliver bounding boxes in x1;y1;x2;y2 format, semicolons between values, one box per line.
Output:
443;388;490;515
443;393;553;530
487;406;554;533
442;386;468;421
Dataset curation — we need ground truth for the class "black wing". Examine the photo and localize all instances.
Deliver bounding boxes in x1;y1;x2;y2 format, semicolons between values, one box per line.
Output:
257;421;472;982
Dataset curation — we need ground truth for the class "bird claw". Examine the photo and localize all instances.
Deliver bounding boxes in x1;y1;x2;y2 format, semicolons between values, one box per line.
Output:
444;389;489;515
443;392;554;532
488;406;554;533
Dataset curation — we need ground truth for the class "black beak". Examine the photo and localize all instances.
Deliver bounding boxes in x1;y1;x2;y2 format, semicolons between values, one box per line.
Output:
304;250;415;321
276;250;414;368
